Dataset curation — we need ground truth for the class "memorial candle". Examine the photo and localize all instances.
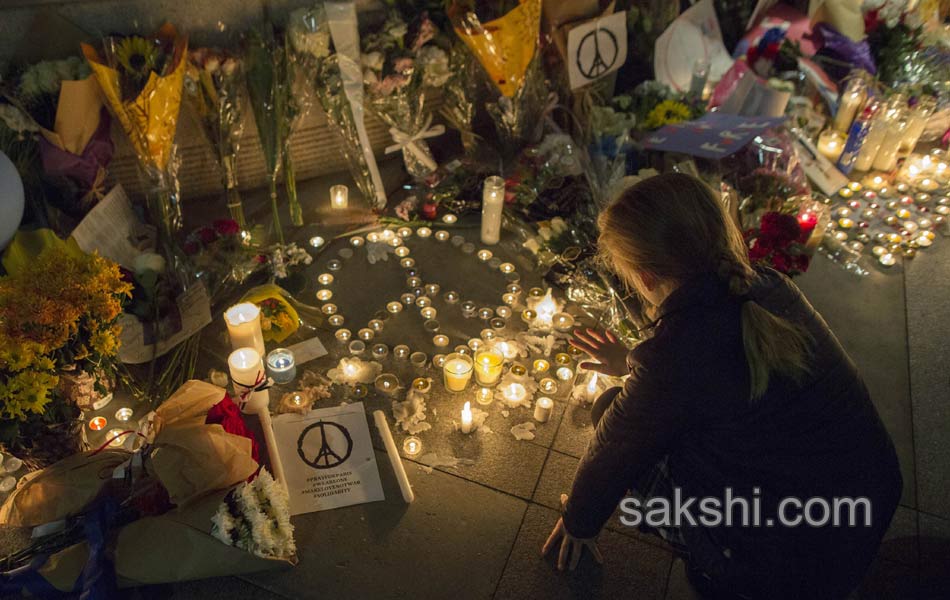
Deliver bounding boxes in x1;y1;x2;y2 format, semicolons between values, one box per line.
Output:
474;348;504;386
534;397;554;423
443;353;474;392
502;382;527;407
481;176;505;245
330;184;348;209
224;303;265;355
228;347;269;413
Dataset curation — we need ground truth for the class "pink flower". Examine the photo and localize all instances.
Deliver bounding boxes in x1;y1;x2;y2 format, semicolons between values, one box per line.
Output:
393;57;414;75
373;74;408;96
412;16;437;51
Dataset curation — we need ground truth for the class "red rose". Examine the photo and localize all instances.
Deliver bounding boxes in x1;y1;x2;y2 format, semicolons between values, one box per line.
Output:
255;254;267;264
421;202;438;220
197;226;216;244
183;240;199;255
206;394;260;463
748;239;770;262
793;254;811;273
213;218;240;236
759;212;801;245
771;251;790;273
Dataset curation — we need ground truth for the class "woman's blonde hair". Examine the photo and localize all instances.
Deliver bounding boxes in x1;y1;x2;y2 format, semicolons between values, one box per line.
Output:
597;172;811;400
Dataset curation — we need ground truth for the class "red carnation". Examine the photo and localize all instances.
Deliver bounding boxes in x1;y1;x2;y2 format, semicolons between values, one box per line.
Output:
771;251;790;273
213;218;240;236
206;394;260;463
421;202;438;220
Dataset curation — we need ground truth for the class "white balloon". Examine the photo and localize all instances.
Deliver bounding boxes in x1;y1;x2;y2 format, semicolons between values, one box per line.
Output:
0;151;25;250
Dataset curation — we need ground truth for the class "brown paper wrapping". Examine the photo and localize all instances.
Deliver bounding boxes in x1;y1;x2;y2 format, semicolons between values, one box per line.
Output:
38;77;104;155
38;490;294;592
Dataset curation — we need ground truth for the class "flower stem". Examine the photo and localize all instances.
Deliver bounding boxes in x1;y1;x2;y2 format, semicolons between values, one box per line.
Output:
283;150;303;227
269;177;284;245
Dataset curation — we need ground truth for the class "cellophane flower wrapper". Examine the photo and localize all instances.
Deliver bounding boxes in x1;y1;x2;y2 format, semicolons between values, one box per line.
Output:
244;26;299;243
439;44;481;154
361;11;449;178
581;103;636;211
241;283;301;344
184;49;248;229
13;57;115;220
718;128;817;276
0;381;292;593
81;24;188;245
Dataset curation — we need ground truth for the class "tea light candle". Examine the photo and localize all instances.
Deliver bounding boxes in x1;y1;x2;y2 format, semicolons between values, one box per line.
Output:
461;301;478;318
425;283;441;296
401;257;415;268
865;175;886;191
552;313;575;332
321;303;338;315
115;407;133;422
335;329;353;344
435;230;450;241
474;348;504;386
475;386;494;405
532;359;550;375
330;184;348;209
417;226;432;238
539;378;557;393
106;429;127;448
375;374;400;397
433;335;450;347
502;293;518;306
502;382;527;407
478;307;495;321
460;401;474;433
416;296;432;308
499;262;515;274
410;352;428;370
444;291;460;304
480;329;496;341
367;231;380;243
395;246;410;258
554;353;571;366
387;301;404;314
371;343;389;360
349;340;366;355
350;236;365;247
265;348;296;385
443;213;458;224
477;249;493;261
358;328;375;341
88;416;107;431
496;306;512;319
401;293;416;305
228;347;269;413
522;309;537;323
403;436;423;456
423;319;440;332
421;307;437;320
481;175;505;245
817;129;846;162
394;345;411;359
224;303;265;356
432;354;446;368
919;178;939;192
534;397;554;423
494;340;518;360
556;366;574;381
443;353;474;392
468;338;484;352
879;252;897;267
398;226;413;238
412;377;431;394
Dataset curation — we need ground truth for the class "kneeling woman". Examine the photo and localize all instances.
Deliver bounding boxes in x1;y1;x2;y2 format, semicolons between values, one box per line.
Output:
543;173;901;599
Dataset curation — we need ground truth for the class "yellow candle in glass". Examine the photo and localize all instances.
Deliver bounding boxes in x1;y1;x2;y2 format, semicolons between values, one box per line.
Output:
330;184;348;209
474;348;504;386
224;303;265;355
443;353;474;392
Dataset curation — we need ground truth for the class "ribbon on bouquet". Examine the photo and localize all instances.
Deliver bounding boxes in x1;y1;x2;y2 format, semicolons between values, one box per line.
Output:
384;113;445;174
235;370;273;413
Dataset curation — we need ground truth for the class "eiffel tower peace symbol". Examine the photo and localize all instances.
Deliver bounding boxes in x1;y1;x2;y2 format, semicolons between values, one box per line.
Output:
576;25;619;80
297;420;354;469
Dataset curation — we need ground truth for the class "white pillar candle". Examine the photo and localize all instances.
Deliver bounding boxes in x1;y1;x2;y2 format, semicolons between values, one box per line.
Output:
534;397;554;423
873;119;907;172
330;184;348;209
833;89;865;133
480;176;505;245
228;347;269;413
372;411;415;503
853;119;888;172
460;401;474;434
224;303;265;356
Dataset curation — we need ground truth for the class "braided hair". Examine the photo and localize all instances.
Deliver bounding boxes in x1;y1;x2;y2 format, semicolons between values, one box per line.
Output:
598;173;812;400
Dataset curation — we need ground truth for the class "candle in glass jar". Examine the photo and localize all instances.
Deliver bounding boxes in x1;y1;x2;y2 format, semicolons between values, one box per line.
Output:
228;347;269;413
817;129;846;162
532;359;550;375
460;401;474;434
374;374;400;397
481;175;505;245
534;397;554;423
224;303;265;355
475;386;494;405
474;348;504;386
833;86;866;133
330;184;348;209
265;348;296;384
443;353;474;392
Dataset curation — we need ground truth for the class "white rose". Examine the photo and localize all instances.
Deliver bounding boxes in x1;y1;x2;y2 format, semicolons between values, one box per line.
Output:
361;51;384;71
134;252;166;274
417;46;451;87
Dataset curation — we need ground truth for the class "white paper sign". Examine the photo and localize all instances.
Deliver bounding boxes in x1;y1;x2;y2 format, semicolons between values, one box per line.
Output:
566;11;627;90
285;336;328;366
274;402;384;515
654;0;734;93
71;185;148;270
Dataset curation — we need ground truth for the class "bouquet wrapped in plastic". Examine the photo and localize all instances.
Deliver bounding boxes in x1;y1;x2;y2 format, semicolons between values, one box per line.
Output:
451;0;549;153
244;24;312;242
81;24;188;246
0;381;295;595
361;11;450;178
10;56;114;223
184;48;248;229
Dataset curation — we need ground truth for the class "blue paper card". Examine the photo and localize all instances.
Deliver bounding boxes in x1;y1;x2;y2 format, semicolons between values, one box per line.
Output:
640;112;786;159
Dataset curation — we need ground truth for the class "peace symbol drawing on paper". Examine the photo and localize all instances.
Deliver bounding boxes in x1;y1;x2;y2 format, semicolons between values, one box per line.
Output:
297;420;354;469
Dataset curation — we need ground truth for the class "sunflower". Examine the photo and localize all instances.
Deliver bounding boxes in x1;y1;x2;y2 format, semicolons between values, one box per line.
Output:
642;100;693;131
113;36;163;99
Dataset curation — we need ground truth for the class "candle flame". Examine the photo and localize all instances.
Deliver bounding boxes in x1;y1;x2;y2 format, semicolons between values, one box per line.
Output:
463;401;471;411
536;289;558;322
587;373;599;393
